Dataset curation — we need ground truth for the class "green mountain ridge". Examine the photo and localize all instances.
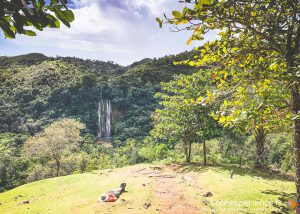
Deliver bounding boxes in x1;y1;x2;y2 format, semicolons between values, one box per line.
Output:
0;51;196;142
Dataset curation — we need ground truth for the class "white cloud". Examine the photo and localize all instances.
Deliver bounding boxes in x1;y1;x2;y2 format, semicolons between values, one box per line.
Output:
114;0;172;16
3;0;216;65
73;0;172;16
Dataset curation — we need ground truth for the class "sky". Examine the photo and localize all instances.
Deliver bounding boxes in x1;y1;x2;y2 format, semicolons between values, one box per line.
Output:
0;0;216;66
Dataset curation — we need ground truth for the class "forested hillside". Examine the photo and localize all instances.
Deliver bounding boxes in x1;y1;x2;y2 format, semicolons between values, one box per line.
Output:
0;52;196;190
0;52;194;140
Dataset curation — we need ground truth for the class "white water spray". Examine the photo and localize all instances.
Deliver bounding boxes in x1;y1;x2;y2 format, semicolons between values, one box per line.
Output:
97;99;112;139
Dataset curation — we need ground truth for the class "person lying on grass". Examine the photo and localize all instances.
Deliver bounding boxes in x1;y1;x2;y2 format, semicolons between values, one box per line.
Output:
99;183;127;202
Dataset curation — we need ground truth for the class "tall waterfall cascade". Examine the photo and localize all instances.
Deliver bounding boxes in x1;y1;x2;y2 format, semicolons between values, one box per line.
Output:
97;99;112;139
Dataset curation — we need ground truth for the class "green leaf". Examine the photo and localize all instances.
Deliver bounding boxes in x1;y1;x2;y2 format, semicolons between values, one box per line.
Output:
46;14;60;28
0;19;15;38
178;20;188;24
203;0;214;5
24;30;36;36
51;5;74;27
187;36;194;45
63;10;75;22
219;116;226;123
54;10;71;27
51;0;59;5
182;7;189;16
172;11;181;18
156;18;163;28
189;61;195;66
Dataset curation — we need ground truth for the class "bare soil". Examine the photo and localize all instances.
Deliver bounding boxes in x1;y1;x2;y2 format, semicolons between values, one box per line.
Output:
133;165;201;214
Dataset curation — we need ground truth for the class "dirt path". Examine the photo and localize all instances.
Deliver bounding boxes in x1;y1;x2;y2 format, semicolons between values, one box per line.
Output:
132;165;202;214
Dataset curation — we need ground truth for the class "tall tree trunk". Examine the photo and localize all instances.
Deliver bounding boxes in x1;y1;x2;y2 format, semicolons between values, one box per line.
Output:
186;141;192;163
183;141;189;163
253;126;266;169
239;155;242;168
286;48;300;209
55;158;60;177
292;86;300;207
203;140;207;166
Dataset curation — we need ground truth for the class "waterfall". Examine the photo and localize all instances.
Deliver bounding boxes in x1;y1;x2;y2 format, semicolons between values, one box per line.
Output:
97;99;112;139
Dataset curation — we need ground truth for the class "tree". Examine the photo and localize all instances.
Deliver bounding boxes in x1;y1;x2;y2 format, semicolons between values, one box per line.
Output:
23;118;85;177
0;133;27;191
0;0;74;38
219;128;249;167
151;73;219;163
211;77;290;169
159;0;300;203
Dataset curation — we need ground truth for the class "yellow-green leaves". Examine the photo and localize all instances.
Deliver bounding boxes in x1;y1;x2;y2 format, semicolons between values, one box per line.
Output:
196;0;214;9
158;0;295;134
172;11;182;18
156;18;163;28
179;20;189;24
182;6;189;17
186;25;205;45
187;37;193;45
203;0;214;5
269;62;279;70
219;116;226;123
24;30;36;36
224;100;228;106
188;61;195;66
187;34;204;45
151;70;220;152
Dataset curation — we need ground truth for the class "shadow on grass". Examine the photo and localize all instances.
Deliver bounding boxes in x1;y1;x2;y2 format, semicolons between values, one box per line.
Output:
169;163;294;182
261;190;296;214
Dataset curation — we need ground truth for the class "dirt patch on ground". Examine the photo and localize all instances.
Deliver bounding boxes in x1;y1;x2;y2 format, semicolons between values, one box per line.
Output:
133;166;200;214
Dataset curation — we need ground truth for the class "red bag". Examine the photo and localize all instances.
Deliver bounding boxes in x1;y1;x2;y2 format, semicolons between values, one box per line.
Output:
106;193;118;202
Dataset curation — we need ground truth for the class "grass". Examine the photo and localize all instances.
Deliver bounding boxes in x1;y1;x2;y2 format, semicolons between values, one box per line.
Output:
0;164;296;214
0;165;158;214
178;164;295;213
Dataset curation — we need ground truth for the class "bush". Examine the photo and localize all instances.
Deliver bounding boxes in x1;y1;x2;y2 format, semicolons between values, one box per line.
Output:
139;143;168;162
266;133;294;172
26;164;54;182
113;139;143;167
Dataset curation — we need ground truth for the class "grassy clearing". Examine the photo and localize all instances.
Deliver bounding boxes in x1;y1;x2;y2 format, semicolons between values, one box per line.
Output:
0;164;296;214
178;164;295;213
0;165;158;214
